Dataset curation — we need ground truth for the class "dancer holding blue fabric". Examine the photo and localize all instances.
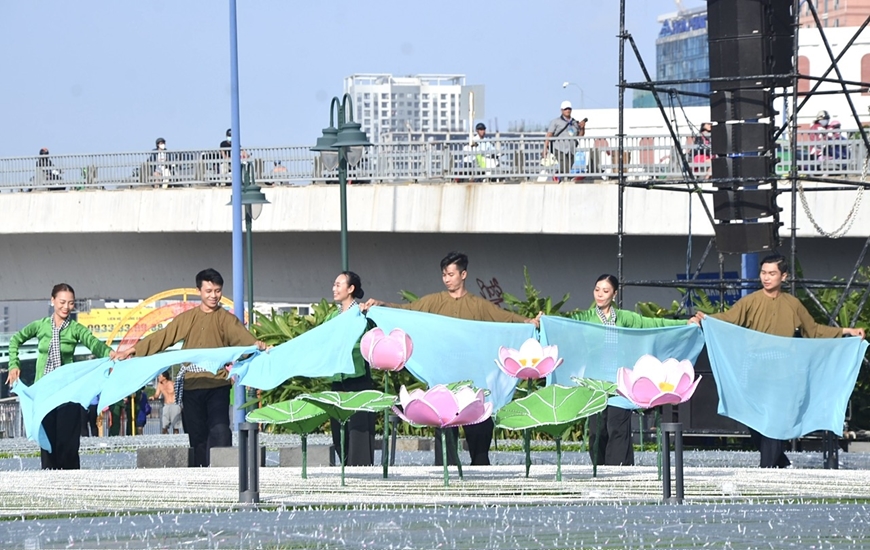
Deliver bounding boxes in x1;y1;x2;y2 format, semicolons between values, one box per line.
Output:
364;251;540;466
692;254;865;468
570;274;689;466
327;271;377;467
113;268;266;467
7;283;116;469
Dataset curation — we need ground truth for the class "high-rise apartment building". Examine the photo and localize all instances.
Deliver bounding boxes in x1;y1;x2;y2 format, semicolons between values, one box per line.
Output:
344;74;484;143
655;6;710;107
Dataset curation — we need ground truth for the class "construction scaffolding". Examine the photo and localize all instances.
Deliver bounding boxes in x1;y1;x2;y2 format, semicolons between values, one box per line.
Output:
615;0;870;326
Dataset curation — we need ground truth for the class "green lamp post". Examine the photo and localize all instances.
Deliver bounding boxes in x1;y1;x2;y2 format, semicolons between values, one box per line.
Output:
311;94;372;271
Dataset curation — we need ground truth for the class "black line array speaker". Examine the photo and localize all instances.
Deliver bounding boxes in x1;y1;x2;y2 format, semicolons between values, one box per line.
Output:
710;123;773;155
707;0;788;254
711;90;776;121
711;155;777;181
707;0;794;91
714;222;780;254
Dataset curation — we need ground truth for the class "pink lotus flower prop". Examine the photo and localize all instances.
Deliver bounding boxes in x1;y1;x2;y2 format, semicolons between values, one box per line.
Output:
616;355;702;408
393;384;492;428
496;338;563;380
360;327;413;372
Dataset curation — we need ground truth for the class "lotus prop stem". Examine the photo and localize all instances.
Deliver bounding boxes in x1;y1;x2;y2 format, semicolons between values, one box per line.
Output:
340;421;347;487
441;429;449;487
301;434;308;480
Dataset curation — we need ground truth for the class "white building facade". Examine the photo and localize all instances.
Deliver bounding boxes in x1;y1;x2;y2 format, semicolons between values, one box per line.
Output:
344;74;484;143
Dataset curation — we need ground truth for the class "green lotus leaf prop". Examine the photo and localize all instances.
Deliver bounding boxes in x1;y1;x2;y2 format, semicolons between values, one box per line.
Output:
495;384;609;481
298;390;397;486
443;380;490;396
246;399;329;480
571;377;618;396
246;399;329;434
298;390;397;422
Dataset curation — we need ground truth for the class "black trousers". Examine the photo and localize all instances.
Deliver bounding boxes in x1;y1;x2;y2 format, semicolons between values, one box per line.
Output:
80;405;98;437
182;386;232;467
41;402;83;470
331;374;376;467
750;428;791;468
588;406;635;466
434;418;494;466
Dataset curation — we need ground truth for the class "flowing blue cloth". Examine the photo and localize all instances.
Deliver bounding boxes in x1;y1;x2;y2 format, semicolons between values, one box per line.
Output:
540;316;705;409
232;305;367;391
366;306;537;410
98;346;259;411
703;317;868;439
13;357;114;451
14;346;260;451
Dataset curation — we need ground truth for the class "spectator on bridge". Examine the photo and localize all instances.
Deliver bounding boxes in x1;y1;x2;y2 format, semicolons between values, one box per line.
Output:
113;268;267;466
543;101;586;182
37;148;64;191
692;122;712;177
825;120;850;172
691;254;865;468
216;128;250;185
327;271;376;467
463;122;499;181
6;283;116;469
362;251;541;467
149;137;172;188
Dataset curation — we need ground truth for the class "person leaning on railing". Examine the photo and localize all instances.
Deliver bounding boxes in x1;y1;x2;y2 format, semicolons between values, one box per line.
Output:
543;100;586;182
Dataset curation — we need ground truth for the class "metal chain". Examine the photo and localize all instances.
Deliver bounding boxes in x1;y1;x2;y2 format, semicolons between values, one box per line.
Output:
796;157;866;238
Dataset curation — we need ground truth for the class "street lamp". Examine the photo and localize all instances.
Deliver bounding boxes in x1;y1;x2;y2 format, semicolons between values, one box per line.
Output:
562;81;585;110
311;94;372;271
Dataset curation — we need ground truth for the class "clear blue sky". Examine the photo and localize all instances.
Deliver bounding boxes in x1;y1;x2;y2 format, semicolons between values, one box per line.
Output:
0;0;704;157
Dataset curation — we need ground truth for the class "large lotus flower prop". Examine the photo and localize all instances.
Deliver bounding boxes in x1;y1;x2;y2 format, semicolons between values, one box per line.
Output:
393;384;492;486
360;327;413;372
360;327;414;480
496;338;563;380
393;384;492;429
495;338;563;478
616;355;701;409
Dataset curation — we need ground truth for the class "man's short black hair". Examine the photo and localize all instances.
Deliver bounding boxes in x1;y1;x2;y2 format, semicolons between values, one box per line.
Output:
440;251;468;272
760;254;789;274
196;268;224;289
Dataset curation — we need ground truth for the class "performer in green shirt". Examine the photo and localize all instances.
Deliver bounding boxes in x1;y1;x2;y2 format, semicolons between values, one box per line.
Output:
327;271;376;467
571;274;688;467
7;283;115;469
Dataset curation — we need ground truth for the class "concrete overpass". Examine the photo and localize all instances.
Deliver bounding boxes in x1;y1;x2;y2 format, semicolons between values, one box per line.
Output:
1;180;867;311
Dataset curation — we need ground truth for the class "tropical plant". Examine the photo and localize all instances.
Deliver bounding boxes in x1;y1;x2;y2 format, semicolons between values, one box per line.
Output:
503;266;575;318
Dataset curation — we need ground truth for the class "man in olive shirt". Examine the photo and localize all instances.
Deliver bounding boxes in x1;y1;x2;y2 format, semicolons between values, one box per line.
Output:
693;254;864;468
364;251;540;466
115;268;266;466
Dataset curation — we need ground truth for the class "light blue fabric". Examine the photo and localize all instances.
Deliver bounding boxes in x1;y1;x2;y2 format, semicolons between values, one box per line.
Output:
366;306;537;411
14;346;260;451
540;316;705;409
702;317;868;439
13;356;113;451
98;346;259;411
232;305;367;391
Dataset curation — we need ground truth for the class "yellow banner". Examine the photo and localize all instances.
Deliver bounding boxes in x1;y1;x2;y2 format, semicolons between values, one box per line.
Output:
77;308;154;340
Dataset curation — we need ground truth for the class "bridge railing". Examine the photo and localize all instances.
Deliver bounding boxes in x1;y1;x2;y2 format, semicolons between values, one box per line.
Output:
1;131;865;191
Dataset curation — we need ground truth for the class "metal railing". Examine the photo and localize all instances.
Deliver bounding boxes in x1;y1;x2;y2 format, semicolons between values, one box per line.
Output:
1;131;866;192
0;398;174;439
